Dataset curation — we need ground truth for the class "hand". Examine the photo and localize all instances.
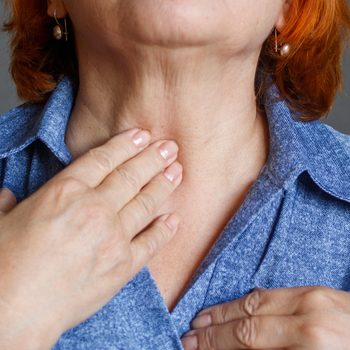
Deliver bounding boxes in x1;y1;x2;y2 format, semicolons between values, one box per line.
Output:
0;128;183;349
181;286;350;350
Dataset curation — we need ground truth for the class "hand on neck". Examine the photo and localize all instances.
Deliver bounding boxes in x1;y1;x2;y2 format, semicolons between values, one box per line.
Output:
65;42;269;189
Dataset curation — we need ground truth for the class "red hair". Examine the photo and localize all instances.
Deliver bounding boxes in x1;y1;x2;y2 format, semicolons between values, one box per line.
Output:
2;0;350;121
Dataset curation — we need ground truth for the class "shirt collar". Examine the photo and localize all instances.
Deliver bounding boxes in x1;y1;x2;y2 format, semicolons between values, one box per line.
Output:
0;75;77;165
0;74;349;202
263;81;350;203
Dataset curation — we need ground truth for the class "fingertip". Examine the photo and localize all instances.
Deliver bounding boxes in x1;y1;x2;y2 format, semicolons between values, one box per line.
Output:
0;187;17;212
0;187;17;201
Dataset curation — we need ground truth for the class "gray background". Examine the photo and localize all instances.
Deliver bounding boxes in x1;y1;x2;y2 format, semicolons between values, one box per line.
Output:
0;5;349;134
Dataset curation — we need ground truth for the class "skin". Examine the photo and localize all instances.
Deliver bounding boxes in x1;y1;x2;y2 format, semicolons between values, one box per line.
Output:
2;0;348;348
0;131;183;349
181;286;350;349
49;0;277;312
49;0;279;209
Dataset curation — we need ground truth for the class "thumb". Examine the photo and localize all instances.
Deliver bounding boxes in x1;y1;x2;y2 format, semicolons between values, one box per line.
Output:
0;188;17;215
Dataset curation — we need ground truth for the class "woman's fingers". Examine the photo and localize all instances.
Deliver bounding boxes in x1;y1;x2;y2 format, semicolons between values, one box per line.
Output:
0;127;186;340
130;212;180;273
118;160;183;240
182;315;299;350
55;127;152;188
97;139;179;213
183;286;350;349
192;287;303;328
192;286;350;329
0;188;17;215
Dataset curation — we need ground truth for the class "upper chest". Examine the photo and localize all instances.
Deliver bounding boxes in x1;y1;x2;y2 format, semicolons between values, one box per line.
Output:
146;193;245;313
145;178;255;312
147;225;219;313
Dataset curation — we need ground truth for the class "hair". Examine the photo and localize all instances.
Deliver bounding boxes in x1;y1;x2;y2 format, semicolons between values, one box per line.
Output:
2;0;350;121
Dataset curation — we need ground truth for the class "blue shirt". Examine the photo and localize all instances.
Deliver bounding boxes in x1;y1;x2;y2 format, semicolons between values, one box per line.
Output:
0;75;350;349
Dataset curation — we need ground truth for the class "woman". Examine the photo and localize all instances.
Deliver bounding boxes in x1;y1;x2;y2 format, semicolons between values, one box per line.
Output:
0;0;350;349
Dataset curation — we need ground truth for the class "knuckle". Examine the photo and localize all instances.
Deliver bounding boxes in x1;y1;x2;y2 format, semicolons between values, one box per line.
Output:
54;176;82;193
202;327;216;350
88;147;114;173
136;192;156;216
48;176;84;207
243;289;262;316
236;317;257;348
218;303;231;323
116;165;141;190
301;287;333;310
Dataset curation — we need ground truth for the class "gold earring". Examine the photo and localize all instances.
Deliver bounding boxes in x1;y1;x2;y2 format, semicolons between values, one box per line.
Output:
274;28;291;56
53;9;68;41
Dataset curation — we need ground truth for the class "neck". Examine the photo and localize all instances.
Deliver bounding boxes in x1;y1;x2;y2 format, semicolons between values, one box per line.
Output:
65;44;269;191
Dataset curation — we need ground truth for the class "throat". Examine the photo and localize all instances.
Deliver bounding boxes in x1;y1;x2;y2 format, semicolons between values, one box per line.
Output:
146;111;270;313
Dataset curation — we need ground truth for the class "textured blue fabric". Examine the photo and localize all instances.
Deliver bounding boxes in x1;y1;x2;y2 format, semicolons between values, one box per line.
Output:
0;75;350;349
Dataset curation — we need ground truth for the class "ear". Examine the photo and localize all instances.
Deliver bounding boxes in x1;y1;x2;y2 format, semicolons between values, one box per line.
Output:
47;0;67;18
275;0;292;32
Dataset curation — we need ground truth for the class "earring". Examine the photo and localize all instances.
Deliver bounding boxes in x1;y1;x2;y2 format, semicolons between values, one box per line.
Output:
53;9;68;41
274;28;291;56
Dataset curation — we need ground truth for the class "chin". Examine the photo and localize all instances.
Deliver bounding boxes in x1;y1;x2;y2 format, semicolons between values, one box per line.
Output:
119;0;227;47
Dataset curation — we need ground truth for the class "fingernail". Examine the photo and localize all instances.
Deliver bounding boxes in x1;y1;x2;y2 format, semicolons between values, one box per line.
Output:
163;162;183;183
158;140;178;160
197;307;213;316
132;130;151;147
183;329;197;336
191;313;212;329
181;335;198;350
0;188;11;200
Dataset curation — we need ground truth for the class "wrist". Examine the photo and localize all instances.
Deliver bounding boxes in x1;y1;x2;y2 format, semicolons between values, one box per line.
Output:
0;300;63;350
